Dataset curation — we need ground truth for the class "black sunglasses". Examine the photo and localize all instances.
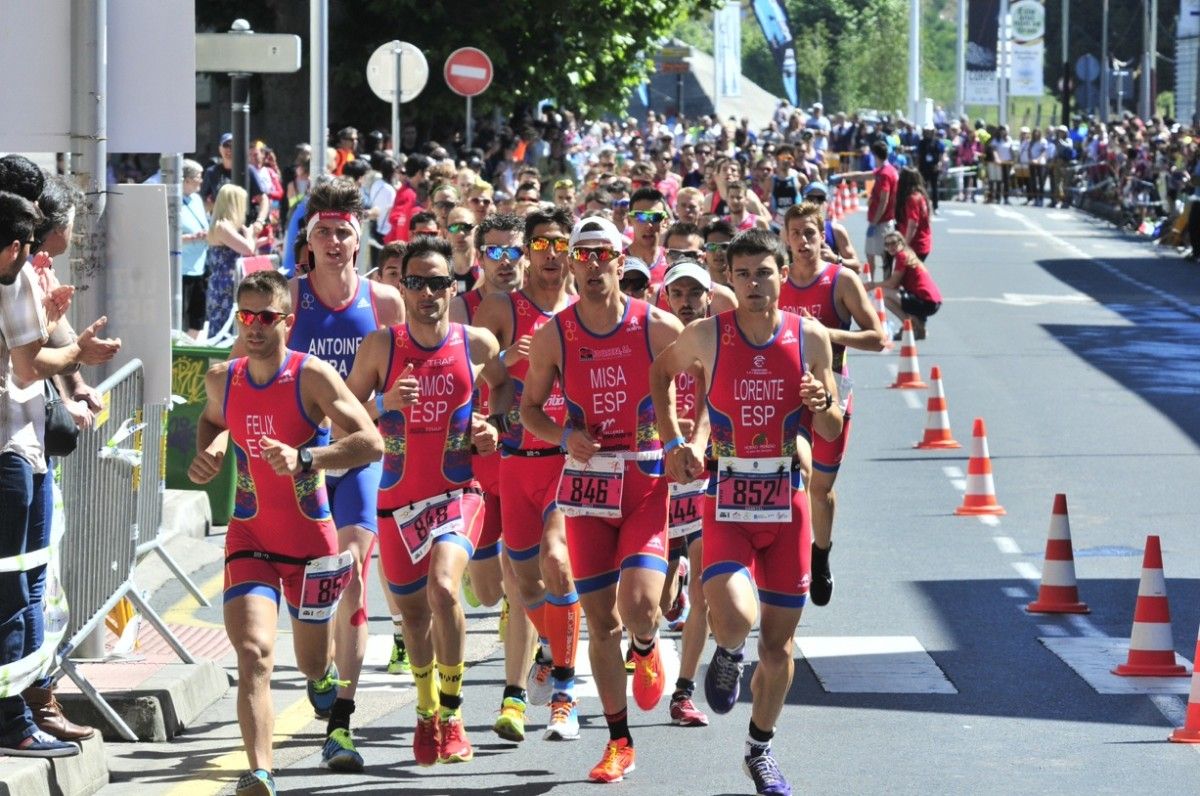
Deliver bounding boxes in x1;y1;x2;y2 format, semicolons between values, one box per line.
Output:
402;274;455;292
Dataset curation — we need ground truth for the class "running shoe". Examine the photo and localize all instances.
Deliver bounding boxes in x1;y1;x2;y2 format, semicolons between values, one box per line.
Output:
624;644;635;673
809;542;834;607
664;585;690;632
234;769;276;796
588;737;636;783
462;570;481;608
412;711;440;767
388;635;411;675
492;696;527;742
498;595;510;641
526;645;554;706
704;646;745;714
744;750;792;796
630;644;665;711
320;727;364;772
437;714;474;763
543;694;580;741
668;693;709;727
306;663;346;719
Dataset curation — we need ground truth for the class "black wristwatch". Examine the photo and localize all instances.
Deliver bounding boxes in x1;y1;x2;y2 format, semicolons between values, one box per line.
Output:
823;392;833;412
299;447;314;473
487;413;510;434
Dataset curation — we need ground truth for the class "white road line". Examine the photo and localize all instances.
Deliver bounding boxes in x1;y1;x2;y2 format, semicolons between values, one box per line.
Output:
1038;624;1068;637
949;478;966;491
796;636;957;694
946;209;975;217
1066;614;1107;639
903;391;923;409
1002;586;1031;599
941;465;963;478
1038;637;1192;694
993;536;1021;554
887;363;899;378
978;515;1001;527
1012;561;1042;582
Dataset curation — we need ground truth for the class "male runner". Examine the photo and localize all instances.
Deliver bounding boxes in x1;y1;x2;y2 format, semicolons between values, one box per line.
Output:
702;218;736;287
779;201;886;607
624;187;670;286
521;216;684;783
649;228;842;796
656;221;737;313
282;178;404;770
800;181;862;274
190;271;383;796
345;236;510;766
470;207;580;743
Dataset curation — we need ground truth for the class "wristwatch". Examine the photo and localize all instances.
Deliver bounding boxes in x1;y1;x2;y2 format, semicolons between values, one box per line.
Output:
823;392;833;412
298;447;314;473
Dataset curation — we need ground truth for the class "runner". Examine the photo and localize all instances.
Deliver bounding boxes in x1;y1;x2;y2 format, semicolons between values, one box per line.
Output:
189;270;384;796
520;216;685;783
658;260;715;730
469;207;581;743
344;235;511;767
625;187;670;286
779;201;886;607
281;178;404;770
800;181;862;274
649;228;842;796
702;218;736;287
655;221;737;313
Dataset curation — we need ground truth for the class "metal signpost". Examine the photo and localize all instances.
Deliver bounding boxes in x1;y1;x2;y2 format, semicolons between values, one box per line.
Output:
444;47;494;149
367;41;428;155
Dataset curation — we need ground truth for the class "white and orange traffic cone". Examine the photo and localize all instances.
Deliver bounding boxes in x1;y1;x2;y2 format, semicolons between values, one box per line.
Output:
1170;622;1200;742
829;186;842;220
914;366;960;449
873;286;895;349
954;418;1006;516
1026;494;1089;613
889;320;927;389
849;181;860;213
1113;534;1190;677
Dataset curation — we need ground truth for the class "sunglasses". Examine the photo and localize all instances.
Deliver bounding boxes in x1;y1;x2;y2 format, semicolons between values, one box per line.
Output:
704;241;730;253
631;210;668;224
236;308;287;326
530;236;569;253
807;194;827;202
631;180;650;189
667;248;703;262
481;245;524;261
612;198;631;209
554;179;575;190
447;222;474;234
469;196;493;206
570;247;620;263
619;277;649;292
402;274;456;292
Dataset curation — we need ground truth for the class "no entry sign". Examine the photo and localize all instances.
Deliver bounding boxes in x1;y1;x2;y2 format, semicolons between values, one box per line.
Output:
444;47;493;97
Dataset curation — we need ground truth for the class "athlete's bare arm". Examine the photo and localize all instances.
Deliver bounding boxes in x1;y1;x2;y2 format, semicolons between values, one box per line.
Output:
646;305;685;357
368;281;405;326
831;269;887;352
189;363;232;484
710;283;738;313
832;222;861;273
258;358;383;476
800;319;843;442
649;317;716;484
344;328;391;419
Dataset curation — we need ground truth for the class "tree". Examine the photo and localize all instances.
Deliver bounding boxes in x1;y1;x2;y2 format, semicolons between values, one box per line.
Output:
794;20;831;104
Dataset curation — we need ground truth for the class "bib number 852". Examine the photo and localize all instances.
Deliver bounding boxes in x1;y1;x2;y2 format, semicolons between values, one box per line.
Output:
730;478;780;507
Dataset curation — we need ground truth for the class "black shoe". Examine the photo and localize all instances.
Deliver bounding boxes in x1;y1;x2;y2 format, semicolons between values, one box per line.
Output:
809;542;834;607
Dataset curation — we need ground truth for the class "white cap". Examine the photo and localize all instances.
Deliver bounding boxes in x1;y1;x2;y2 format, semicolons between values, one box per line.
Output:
569;216;624;250
623;256;652;281
662;261;712;290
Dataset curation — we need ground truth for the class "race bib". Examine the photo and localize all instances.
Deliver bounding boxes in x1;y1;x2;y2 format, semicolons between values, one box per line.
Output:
394;491;465;564
556;455;624;518
668;478;708;539
297;551;354;621
715;456;792;523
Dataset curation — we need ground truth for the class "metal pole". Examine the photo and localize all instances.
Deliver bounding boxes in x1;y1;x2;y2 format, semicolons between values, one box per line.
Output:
231;72;251;193
908;0;921;123
392;44;402;159
956;0;967;118
161;154;183;331
1150;0;1158;117
1100;0;1109;122
999;0;1009;127
465;96;474;150
310;0;329;175
1061;0;1070;126
1139;0;1151;118
69;0;107;333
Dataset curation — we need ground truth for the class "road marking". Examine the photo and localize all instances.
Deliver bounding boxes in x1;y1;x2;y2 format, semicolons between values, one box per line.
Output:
887;363;899;379
570;637;680;702
993;536;1021;554
903;391;923;409
1044;211;1072;220
949;479;966;491
1038;624;1068;636
1038;637;1192;694
1012;561;1042;582
162;570;225;629
946;209;975;217
942;466;964;479
1066;614;1106;639
978;515;1001;527
999;292;1095;307
796;636;957;694
944;228;1029;235
1002;586;1031;599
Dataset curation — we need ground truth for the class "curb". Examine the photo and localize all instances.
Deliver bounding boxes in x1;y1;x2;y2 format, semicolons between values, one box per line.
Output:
0;734;107;796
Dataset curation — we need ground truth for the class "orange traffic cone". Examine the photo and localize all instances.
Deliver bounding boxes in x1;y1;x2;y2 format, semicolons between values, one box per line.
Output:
954;418;1006;516
1169;623;1200;742
1026;494;1089;613
914;366;960;449
849;182;860;213
889;320;927;389
829;186;842;220
1113;535;1189;677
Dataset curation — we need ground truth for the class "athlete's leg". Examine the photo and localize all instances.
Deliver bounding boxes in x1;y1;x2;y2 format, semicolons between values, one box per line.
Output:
616;566;666;645
332;524;375;700
467;553;504;607
703;571;757;649
291;614;337;682
578;585;626;715
225;593;281;772
678;537;708;682
378;565;409;674
808;469;837;551
426;539;471;668
749;603;804;730
500;549;537;689
659;556;681;617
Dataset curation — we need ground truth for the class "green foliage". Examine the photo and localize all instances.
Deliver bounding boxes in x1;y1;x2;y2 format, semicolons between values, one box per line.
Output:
794;20;831;103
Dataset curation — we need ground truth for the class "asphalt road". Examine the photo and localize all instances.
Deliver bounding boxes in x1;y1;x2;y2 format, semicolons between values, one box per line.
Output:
100;200;1200;795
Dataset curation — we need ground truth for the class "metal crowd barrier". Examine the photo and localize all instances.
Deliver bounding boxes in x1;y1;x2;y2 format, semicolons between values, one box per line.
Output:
55;359;197;742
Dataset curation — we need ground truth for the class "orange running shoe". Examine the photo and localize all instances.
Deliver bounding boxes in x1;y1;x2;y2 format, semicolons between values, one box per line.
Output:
412;711;440;767
588;737;636;783
437;714;474;763
631;644;665;711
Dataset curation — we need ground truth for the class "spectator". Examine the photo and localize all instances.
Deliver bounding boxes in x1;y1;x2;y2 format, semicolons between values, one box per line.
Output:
203;184;257;338
178;159;210;338
915;125;945;213
895;167;933;262
201;133;269;228
383;154;429;243
869;231;942;340
333;126;358;175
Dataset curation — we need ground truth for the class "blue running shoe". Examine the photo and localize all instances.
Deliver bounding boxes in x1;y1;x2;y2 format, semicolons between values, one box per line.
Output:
235;769;276;796
704;646;744;714
744;749;792;796
321;727;364;772
306;663;346;719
